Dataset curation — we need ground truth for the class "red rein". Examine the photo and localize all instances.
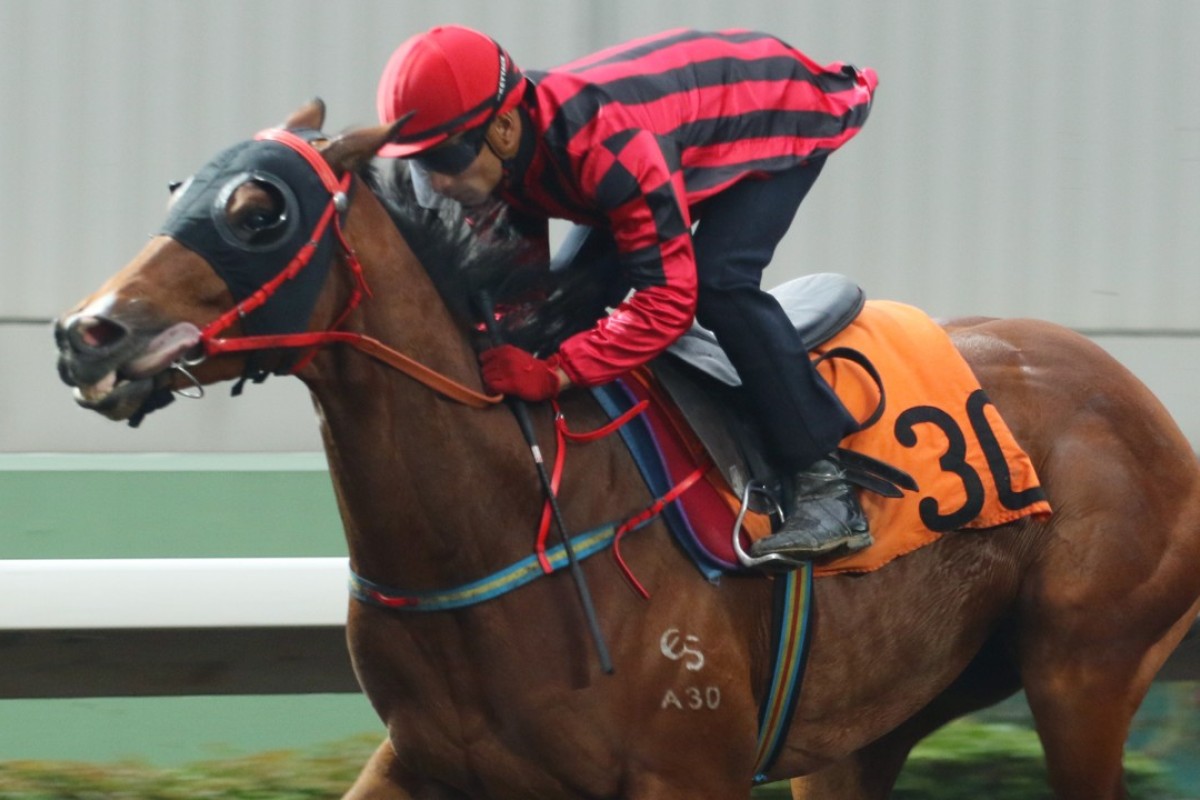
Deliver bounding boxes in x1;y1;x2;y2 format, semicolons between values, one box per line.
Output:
542;398;710;599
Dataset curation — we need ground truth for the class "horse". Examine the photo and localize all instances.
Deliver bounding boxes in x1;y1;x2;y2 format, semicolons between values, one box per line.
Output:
53;99;1200;799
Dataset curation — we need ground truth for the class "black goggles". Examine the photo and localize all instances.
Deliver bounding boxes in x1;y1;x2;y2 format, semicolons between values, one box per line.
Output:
411;123;490;176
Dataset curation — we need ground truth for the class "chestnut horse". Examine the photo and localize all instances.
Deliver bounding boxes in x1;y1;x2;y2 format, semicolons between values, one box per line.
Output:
55;101;1200;799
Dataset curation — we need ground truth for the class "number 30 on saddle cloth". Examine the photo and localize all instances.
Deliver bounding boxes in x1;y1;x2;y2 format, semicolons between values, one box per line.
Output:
597;299;1053;578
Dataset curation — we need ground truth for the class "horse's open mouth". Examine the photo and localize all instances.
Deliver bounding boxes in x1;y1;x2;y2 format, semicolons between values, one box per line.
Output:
73;372;159;420
67;322;204;420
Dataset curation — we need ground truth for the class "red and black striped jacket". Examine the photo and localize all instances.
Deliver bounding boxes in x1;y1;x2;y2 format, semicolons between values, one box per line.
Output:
497;28;877;386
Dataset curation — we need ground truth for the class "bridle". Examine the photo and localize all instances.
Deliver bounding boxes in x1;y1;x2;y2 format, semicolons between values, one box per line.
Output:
190;127;501;409
173;128;699;680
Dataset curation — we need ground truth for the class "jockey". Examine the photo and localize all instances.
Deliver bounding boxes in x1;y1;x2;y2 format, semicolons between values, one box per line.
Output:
375;25;879;562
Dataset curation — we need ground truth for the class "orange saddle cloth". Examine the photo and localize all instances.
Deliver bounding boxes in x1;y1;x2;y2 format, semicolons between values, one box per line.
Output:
612;299;1052;577
804;300;1052;575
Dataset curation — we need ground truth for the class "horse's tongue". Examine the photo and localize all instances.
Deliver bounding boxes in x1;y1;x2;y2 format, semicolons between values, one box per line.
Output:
125;323;202;377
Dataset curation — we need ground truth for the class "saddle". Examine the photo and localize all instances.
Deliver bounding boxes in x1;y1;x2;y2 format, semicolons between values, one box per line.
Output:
654;273;896;508
591;274;1052;576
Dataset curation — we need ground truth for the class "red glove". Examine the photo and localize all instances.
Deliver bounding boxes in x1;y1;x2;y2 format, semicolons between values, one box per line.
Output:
480;345;563;401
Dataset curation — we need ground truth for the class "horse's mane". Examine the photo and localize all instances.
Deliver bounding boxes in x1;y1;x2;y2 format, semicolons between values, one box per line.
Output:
360;160;622;355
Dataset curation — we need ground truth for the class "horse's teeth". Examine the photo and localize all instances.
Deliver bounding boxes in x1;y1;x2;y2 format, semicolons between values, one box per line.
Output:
76;371;117;403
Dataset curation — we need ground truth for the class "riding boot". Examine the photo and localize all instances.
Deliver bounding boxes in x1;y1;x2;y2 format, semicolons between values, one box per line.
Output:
750;458;872;560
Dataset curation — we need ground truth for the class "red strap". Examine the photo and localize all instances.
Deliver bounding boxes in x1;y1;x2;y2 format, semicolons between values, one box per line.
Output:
611;464;709;599
255;128;343;194
205;329;501;409
561;400;649;443
531;400;650;571
201;200;340;342
532;398;704;596
533;413;570;573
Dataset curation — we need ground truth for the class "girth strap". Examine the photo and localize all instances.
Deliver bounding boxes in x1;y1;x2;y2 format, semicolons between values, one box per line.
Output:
753;562;814;782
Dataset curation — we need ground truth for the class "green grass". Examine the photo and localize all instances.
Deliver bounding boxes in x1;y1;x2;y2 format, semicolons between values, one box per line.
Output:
0;735;379;800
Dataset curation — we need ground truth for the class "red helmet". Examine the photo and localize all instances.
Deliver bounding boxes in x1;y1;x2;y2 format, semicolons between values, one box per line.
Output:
376;25;525;158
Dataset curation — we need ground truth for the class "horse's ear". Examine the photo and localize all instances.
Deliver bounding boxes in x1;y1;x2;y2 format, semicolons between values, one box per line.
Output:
322;112;414;174
281;98;326;131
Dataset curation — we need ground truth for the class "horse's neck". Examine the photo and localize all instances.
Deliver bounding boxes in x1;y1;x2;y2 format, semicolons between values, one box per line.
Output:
300;197;536;590
309;382;521;587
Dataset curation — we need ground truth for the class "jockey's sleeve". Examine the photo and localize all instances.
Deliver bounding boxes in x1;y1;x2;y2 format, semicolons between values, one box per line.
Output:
555;129;697;386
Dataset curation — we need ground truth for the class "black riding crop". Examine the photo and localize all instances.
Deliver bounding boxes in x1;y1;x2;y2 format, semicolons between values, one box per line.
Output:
475;291;614;675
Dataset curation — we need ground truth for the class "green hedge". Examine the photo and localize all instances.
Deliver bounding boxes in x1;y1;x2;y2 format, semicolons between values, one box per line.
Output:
0;722;1179;799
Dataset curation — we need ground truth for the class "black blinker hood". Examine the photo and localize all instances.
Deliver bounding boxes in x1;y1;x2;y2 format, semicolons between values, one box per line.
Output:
159;128;345;344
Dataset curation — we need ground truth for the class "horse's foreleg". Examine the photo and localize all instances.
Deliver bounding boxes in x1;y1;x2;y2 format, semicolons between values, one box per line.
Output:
341;739;413;800
785;705;975;800
787;750;907;800
341;738;470;800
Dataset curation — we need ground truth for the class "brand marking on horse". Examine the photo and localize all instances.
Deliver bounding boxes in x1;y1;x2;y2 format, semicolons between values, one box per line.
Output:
660;627;705;671
660;686;721;710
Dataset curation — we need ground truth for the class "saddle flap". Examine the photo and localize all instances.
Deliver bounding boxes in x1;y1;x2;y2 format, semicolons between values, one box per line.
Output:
649;356;774;500
664;272;865;387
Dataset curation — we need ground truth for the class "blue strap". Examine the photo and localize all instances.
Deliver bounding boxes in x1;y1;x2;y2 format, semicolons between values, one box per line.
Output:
350;519;641;612
592;381;725;581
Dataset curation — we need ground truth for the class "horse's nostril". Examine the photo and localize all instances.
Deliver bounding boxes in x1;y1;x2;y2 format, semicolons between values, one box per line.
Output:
69;315;129;353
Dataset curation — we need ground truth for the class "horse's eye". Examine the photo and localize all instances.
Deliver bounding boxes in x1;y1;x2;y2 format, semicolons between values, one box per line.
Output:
211;172;298;251
244;208;281;232
226;179;290;247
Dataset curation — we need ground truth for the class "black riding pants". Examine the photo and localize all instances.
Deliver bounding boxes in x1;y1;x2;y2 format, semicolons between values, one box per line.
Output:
554;158;858;473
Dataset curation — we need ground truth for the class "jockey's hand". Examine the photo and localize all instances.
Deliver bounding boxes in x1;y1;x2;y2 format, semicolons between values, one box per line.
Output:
480;345;566;401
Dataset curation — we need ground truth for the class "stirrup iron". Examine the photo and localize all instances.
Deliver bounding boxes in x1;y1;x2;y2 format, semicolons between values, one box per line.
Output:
732;481;798;570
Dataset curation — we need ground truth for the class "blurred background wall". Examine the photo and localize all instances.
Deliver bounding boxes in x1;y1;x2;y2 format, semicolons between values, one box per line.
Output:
2;0;1198;450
